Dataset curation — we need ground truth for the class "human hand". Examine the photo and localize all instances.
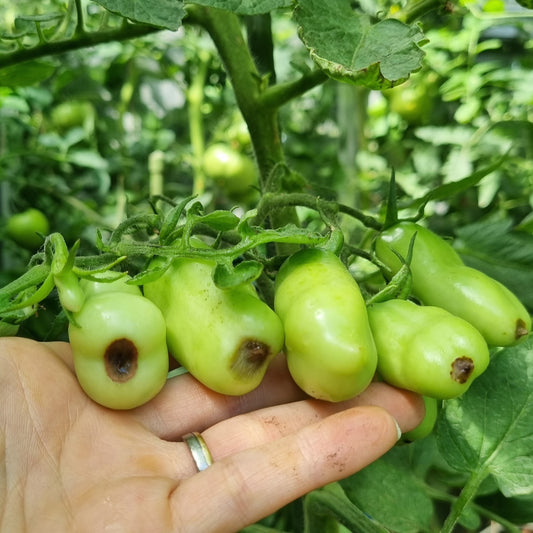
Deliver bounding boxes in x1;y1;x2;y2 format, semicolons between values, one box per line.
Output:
0;337;423;532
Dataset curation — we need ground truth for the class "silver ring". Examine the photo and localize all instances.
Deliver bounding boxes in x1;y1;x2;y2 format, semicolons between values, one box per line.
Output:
182;432;213;471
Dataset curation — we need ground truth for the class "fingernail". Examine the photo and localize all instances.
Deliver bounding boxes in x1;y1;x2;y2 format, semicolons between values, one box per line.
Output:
393;418;403;441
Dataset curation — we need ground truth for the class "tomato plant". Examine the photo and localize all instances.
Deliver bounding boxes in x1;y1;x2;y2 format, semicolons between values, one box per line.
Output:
1;0;533;531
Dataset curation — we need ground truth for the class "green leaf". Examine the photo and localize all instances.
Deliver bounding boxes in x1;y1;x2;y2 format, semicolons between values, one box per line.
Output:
402;156;506;214
293;0;427;89
212;260;263;289
92;0;186;30
186;0;292;14
0;61;56;87
66;150;109;170
198;210;240;232
453;218;533;312
437;336;533;497
340;446;434;532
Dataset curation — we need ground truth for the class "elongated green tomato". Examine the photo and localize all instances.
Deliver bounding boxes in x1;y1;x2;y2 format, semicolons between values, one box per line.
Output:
367;299;490;399
68;292;169;409
143;257;284;396
374;222;531;346
402;396;439;442
274;248;377;402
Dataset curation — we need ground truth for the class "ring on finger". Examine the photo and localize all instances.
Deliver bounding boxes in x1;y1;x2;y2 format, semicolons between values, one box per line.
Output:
182;432;213;472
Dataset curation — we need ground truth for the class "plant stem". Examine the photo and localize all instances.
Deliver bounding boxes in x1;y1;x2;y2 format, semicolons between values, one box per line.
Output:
259;69;328;109
188;6;282;188
246;13;276;83
392;0;449;23
426;486;522;533
440;467;488;533
187;50;210;195
256;192;382;231
0;23;160;68
187;5;302;256
74;0;86;35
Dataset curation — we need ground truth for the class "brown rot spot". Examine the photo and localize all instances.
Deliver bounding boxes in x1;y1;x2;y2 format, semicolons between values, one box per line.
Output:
230;339;271;378
104;338;138;382
450;356;474;384
515;319;529;340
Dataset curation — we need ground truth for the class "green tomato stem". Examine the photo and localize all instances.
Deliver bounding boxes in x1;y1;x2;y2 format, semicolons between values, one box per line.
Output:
426;485;522;533
74;0;86;36
187;5;300;254
256;192;382;231
0;24;160;69
439;465;489;533
187;52;210;196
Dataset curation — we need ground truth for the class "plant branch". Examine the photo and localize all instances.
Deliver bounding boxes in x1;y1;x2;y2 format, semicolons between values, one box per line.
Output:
256;192;382;231
440;466;490;533
259;69;329;109
426;486;522;533
0;23;160;69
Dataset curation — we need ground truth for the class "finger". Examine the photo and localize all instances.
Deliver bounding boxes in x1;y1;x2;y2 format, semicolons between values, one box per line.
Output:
165;382;422;479
170;405;401;532
133;353;308;439
201;381;423;460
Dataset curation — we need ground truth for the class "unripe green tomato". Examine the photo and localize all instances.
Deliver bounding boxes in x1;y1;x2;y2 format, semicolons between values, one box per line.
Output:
143;256;284;396
202;143;257;197
274;248;377;402
384;73;438;125
6;208;50;250
367;299;490;399
68;292;169;410
375;222;531;347
51;100;96;132
402;396;439;442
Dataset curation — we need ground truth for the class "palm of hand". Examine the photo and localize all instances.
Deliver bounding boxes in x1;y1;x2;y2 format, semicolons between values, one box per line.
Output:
0;337;422;533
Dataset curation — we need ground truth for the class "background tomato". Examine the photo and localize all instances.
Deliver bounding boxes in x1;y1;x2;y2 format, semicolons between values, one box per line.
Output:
202;143;258;199
5;208;50;250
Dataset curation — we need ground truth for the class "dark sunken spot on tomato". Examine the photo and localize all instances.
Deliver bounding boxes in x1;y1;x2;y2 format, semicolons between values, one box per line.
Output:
105;338;138;382
450;356;474;384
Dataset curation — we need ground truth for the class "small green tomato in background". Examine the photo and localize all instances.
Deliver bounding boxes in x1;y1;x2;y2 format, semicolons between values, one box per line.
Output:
51;100;96;133
274;248;377;402
6;208;50;250
202;143;258;199
68;292;169;410
367;299;490;399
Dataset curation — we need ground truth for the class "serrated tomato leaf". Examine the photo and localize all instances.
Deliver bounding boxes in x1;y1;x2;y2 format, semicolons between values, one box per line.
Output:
293;0;427;89
185;0;292;15
92;0;185;30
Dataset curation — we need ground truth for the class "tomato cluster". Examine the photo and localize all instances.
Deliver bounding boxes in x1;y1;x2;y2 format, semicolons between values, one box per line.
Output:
66;222;530;446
